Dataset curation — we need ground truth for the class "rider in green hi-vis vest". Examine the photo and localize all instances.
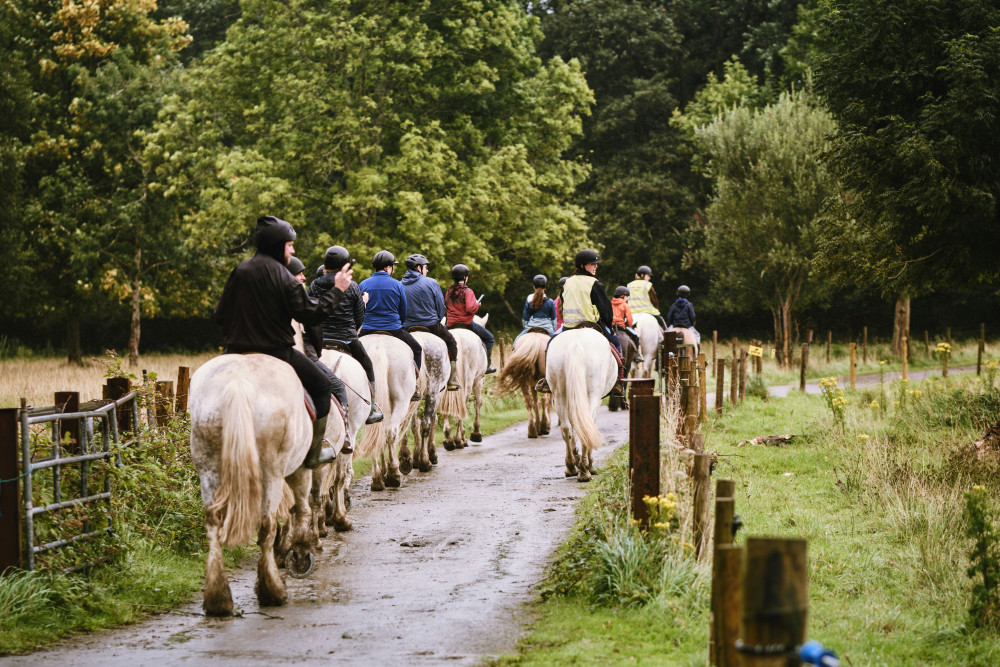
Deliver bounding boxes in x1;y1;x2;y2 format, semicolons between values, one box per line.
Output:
627;265;668;331
535;249;625;397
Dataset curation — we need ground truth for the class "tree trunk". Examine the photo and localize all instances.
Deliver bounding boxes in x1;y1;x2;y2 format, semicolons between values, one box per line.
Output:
891;293;910;355
770;306;783;367
781;299;793;370
66;309;83;366
128;245;142;367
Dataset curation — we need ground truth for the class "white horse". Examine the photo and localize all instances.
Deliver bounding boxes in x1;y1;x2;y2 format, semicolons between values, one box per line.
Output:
633;312;663;378
666;326;699;356
545;329;618;482
438;316;489;450
189;354;320;616
402;331;449;472
497;330;551;438
358;335;419;491
317;348;371;532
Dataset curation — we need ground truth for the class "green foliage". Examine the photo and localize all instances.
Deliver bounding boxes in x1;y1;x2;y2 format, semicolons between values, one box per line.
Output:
964;486;1000;630
815;0;1000;294
670;57;769;140
817;376;847;428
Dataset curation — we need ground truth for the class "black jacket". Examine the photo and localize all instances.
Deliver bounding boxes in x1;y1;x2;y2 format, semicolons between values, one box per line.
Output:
309;272;365;343
666;298;696;327
214;253;344;353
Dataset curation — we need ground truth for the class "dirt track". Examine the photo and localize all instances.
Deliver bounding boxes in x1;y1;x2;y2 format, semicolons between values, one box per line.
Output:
3;409;628;666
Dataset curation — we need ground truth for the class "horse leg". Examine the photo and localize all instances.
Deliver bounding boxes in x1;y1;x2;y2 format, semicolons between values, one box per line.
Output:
524;386;538;439
255;511;287;607
328;455;354;532
577;445;593;483
311;467;328;543
469;380;483;443
202;515;234;616
384;431;402;488
442;416;455;451
425;408;439;466
539;393;551;435
370;448;386;492
398;424;413;476
561;424;577;478
417;402;434;472
412;403;429;473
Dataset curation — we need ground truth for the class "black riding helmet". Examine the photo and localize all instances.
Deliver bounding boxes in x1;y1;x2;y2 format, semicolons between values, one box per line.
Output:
677;285;691;297
373;250;398;271
533;274;547;288
575;249;601;267
406;254;429;270
614;286;630;298
324;245;351;271
286;256;305;276
255;215;296;263
558;276;568;289
315;264;325;279
636;265;652;277
451;264;470;282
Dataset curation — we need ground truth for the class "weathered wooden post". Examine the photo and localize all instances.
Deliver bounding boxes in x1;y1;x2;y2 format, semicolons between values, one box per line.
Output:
849;343;856;390
730;355;738;405
978;323;985;376
498;336;507;370
739;538;808;667
176;366;191;414
716;360;725;415
712;479;740;667
629;389;660;528
799;344;809;393
942;345;950;379
732;337;738;362
54;391;80;455
826;330;831;364
738;350;747;404
902;337;909;381
0;406;22;572
712;330;718;377
104;377;133;435
155;381;174;425
692;453;712;557
698;352;708;424
862;326;868;364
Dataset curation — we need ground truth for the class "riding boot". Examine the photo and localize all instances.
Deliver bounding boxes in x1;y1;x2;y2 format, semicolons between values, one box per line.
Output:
447;360;461;391
610;381;626;399
485;349;497;375
534;377;551;394
365;381;384;425
411;363;422;402
303;416;336;469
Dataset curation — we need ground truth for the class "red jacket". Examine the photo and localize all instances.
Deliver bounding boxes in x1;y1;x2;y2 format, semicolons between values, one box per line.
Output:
445;284;480;325
611;297;633;328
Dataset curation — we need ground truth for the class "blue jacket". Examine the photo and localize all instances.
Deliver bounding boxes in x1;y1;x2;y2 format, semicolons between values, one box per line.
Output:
400;269;446;327
522;294;557;334
359;271;407;330
666;298;696;328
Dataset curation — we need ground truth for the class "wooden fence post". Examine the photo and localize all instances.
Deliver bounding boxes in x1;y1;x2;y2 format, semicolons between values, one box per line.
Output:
155;381;174;425
978;324;985;376
176;366;191;414
692;453;711;558
730;356;738;405
716;360;725;415
738;350;747;404
849;343;856;390
712;330;718;377
826;330;831;364
712;478;739;667
498;336;507;370
104;378;133;435
629;393;660;528
902;337;909;381
698;353;708;424
54;391;80;455
799;344;809;393
0;407;22;572
943;347;949;379
740;538;808;667
863;326;868;364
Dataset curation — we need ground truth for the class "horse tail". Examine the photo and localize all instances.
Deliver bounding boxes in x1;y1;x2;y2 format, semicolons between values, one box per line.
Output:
561;339;602;455
208;377;262;547
438;339;468;419
497;333;546;395
358;344;389;460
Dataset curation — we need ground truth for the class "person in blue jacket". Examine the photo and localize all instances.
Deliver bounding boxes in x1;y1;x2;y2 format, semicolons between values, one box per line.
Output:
513;274;557;348
400;253;461;390
666;284;701;345
358;250;424;386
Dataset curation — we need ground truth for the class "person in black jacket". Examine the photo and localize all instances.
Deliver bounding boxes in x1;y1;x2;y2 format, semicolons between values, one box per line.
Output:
213;216;352;469
309;245;384;425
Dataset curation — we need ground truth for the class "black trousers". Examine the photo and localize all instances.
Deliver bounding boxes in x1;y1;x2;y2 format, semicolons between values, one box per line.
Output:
420;322;458;360
229;347;334;420
343;338;376;384
359;328;423;371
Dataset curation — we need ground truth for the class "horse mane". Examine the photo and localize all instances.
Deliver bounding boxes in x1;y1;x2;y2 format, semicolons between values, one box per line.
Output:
497;333;546;395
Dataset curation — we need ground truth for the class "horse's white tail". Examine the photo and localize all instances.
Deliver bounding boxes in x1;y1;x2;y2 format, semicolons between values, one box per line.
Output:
358;344;389;459
560;344;602;455
497;333;546;395
438;343;468;419
207;377;262;547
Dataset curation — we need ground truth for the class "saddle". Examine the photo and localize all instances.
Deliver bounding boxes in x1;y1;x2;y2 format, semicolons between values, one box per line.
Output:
567;321;604;333
525;326;551;336
364;330;396;336
448;322;472;330
566;323;624;381
406;325;433;334
323;340;353;355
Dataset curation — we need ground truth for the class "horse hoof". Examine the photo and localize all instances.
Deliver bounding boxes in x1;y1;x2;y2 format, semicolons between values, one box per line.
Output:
443;440;455;451
344;491;351;510
429;451;438;465
318;524;328;538
470;433;482;443
565;469;576;478
385;476;401;488
203;598;234;617
577;473;592;483
334;517;353;532
399;458;413;475
539;428;550;436
286;550;315;579
371;479;386;492
418;461;432;473
527;431;537;439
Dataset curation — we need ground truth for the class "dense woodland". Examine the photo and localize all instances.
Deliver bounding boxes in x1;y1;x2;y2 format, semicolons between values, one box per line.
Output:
1;0;999;363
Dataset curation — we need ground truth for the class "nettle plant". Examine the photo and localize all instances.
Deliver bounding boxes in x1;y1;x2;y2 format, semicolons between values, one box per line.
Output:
964;485;1000;630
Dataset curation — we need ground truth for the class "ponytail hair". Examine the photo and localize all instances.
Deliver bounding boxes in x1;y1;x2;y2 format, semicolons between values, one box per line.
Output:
530;287;546;313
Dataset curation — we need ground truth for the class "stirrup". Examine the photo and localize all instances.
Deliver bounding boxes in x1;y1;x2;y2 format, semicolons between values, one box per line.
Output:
610;382;626;398
365;403;384;425
534;377;551;394
447;381;461;391
341;437;354;454
485;365;497;374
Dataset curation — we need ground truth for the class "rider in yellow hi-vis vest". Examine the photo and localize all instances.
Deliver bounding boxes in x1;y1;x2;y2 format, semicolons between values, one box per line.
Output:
627;265;668;331
535;249;625;397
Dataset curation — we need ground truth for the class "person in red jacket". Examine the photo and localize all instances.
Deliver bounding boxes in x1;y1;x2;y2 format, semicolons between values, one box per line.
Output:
444;264;496;374
611;285;643;361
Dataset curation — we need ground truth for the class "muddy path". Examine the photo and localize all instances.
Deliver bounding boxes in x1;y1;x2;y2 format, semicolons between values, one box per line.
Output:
4;409;628;666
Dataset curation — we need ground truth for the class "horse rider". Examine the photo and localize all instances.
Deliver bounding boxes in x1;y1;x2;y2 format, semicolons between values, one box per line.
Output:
611;285;643;362
627;265;668;331
214;215;351;469
445;264;497;374
534;249;626;397
358;250;424;400
554;276;568;329
666;284;701;345
399;253;461;391
309;245;385;425
513;274;557;348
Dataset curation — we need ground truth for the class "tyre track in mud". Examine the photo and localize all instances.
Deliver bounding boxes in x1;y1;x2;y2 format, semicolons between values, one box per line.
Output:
3;409;628;666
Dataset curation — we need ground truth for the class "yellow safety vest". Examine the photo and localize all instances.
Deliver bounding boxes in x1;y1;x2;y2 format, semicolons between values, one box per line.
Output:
627;279;660;316
562;275;599;327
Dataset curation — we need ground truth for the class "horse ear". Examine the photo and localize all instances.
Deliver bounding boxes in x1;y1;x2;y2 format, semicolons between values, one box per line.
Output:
480;312;489;326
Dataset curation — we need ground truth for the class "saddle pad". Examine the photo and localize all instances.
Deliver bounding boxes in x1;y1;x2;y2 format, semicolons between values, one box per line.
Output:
303;392;316;421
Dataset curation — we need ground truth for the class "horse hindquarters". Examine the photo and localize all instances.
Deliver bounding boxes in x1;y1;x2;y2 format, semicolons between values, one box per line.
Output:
554;345;603;483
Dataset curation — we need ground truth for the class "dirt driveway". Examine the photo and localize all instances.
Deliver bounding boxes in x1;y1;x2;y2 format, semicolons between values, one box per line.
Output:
3;408;628;666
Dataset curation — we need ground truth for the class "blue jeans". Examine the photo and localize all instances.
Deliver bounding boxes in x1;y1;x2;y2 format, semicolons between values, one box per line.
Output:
461;322;494;360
